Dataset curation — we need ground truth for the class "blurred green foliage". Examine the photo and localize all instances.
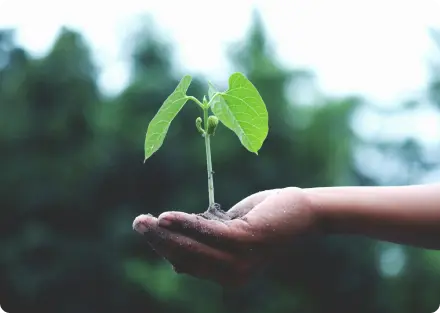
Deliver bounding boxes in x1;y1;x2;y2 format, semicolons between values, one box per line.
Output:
1;13;440;313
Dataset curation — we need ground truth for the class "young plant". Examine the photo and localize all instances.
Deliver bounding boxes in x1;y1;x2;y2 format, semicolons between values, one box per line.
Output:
144;72;269;221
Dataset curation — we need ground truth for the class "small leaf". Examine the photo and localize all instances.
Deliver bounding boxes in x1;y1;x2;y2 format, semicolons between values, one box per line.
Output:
144;75;192;161
195;117;205;136
207;115;219;135
210;73;268;154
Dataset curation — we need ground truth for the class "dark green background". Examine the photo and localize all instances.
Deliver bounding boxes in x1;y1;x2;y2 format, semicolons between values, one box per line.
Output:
1;12;440;313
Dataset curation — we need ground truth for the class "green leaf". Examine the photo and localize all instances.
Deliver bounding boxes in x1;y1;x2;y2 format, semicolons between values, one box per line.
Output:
144;75;192;161
208;82;233;130
210;72;268;154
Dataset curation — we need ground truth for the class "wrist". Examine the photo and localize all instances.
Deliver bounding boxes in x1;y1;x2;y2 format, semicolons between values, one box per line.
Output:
303;188;339;235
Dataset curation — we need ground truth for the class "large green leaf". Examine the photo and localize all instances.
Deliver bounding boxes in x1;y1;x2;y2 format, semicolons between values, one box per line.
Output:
210;72;268;154
144;75;192;161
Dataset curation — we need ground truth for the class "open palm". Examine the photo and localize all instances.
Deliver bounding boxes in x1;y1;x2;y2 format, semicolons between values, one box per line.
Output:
133;187;316;286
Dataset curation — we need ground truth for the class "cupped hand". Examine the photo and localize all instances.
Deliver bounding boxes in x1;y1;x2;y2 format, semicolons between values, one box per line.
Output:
133;187;318;286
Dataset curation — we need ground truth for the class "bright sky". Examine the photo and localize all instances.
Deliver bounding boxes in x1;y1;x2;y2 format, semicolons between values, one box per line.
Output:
1;0;440;104
1;0;439;180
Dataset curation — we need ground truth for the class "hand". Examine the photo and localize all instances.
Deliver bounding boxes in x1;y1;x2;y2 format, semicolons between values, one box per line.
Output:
133;187;318;286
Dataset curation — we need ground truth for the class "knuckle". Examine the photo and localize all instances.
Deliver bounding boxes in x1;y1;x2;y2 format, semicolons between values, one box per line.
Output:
227;219;254;240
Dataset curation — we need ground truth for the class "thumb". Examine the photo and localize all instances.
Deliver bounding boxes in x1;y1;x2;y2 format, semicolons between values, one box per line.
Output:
227;189;280;219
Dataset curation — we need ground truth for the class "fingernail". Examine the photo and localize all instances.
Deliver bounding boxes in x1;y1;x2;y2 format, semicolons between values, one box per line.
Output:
133;215;150;234
158;216;173;228
134;222;147;234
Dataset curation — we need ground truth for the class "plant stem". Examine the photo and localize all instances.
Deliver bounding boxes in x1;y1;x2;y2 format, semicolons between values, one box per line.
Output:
186;96;204;109
203;108;215;206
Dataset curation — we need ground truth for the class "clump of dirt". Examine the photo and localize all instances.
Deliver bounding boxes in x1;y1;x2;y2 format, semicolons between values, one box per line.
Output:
198;203;232;222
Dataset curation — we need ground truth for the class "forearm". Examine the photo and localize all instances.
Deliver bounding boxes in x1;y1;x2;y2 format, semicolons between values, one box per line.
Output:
304;184;440;250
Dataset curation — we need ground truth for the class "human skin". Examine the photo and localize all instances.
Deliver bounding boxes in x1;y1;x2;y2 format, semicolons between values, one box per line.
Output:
133;184;440;286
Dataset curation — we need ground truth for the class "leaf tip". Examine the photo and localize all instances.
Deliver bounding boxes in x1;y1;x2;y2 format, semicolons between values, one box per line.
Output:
144;152;151;163
182;74;192;80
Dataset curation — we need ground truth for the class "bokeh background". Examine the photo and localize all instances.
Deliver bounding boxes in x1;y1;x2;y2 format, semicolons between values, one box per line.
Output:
1;1;440;312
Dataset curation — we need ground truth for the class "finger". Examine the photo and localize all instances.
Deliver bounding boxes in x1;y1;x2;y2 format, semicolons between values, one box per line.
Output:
133;214;157;236
133;214;241;285
134;214;234;261
226;189;280;219
155;190;280;248
156;211;253;250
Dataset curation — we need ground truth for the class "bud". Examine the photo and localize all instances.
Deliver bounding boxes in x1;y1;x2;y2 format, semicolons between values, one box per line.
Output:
195;117;205;136
207;115;219;135
202;95;208;106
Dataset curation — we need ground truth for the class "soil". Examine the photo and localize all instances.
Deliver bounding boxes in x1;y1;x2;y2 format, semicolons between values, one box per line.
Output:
198;202;233;222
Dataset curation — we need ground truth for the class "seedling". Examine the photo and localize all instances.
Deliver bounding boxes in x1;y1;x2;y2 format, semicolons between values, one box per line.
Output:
144;72;269;221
